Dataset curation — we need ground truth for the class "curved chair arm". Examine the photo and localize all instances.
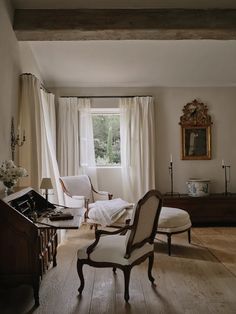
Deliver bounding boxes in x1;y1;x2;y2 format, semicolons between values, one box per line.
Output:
63;193;84;208
59;178;72;197
86;225;131;256
89;176;113;201
92;190;113;201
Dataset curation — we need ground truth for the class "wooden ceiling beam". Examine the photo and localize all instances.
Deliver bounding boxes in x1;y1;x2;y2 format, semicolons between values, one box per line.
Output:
13;9;236;41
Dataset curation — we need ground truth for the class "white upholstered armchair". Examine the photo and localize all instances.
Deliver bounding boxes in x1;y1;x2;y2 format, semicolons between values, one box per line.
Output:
59;174;112;209
77;189;163;302
59;175;133;228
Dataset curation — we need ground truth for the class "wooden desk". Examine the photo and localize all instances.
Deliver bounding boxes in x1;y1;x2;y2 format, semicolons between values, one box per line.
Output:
163;193;236;226
0;187;84;306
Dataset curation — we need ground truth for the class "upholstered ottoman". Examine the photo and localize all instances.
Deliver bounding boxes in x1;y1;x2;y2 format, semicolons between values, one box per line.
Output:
156;207;192;255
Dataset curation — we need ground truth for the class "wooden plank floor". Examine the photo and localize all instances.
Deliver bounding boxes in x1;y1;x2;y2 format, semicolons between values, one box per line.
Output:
0;226;236;314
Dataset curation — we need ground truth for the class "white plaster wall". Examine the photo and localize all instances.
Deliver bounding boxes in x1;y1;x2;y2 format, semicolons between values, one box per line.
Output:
0;0;21;191
0;1;43;193
156;87;236;194
0;0;20;161
52;86;236;197
19;42;43;81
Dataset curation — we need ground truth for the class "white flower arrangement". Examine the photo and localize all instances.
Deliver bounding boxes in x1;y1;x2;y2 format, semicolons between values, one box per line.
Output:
0;160;27;188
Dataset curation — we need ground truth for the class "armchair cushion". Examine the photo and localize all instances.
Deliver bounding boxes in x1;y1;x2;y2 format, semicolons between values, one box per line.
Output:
157;207;192;233
85;207;132;227
77;234;153;265
87;198;133;226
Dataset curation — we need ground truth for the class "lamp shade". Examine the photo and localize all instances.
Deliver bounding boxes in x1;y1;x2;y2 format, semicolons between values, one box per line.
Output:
40;178;53;189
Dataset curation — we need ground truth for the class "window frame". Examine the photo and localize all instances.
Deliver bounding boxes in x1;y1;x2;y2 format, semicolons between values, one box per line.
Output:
91;107;121;168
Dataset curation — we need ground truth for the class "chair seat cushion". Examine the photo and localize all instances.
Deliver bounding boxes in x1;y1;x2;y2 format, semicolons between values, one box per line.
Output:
114;208;133;225
86;208;133;227
77;234;153;265
157;207;192;233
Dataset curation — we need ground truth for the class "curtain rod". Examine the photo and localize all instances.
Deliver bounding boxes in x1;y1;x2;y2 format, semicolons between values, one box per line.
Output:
60;95;152;99
20;73;51;93
40;85;51;93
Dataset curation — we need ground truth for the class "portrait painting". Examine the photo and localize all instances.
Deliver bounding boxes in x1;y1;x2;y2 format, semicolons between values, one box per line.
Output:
182;126;211;160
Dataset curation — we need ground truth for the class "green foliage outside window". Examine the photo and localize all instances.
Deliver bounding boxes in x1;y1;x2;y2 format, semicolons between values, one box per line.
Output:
92;114;120;166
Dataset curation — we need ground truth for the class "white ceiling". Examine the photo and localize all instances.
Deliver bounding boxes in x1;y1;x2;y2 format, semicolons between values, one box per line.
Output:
25;40;236;88
14;1;236;88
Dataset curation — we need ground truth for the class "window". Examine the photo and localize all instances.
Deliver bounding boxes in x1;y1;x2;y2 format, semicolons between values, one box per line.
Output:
91;108;120;166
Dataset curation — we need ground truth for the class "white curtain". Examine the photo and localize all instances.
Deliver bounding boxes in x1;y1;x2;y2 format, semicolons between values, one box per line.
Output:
40;89;63;204
119;96;156;203
58;97;81;176
19;74;42;190
79;98;98;189
19;74;63;204
58;97;98;188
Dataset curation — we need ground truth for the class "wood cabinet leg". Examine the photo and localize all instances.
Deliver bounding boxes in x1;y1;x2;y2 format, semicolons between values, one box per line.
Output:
33;279;40;307
148;253;155;284
167;234;172;256
188;228;191;243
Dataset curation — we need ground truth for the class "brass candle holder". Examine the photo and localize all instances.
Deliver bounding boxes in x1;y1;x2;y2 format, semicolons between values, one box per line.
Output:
11;117;26;161
222;161;231;195
166;159;179;197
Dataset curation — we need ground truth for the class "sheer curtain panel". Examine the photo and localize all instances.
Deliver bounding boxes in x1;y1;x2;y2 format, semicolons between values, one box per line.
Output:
19;74;42;190
120;96;156;203
40;89;63;204
58;97;81;176
58;97;98;189
79;98;98;189
19;73;63;204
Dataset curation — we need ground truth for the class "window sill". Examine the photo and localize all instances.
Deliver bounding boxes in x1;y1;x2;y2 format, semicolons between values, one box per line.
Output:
96;165;121;169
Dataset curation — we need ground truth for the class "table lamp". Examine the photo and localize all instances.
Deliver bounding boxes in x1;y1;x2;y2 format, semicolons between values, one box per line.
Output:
40;178;53;201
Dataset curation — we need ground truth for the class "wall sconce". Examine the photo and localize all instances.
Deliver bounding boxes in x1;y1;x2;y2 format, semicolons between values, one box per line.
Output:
11;117;26;161
40;178;53;202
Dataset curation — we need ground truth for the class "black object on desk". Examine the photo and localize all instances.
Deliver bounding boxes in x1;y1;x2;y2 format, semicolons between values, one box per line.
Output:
49;213;74;221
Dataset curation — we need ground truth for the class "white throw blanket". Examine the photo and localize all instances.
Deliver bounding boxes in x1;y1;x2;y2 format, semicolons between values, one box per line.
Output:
87;198;133;226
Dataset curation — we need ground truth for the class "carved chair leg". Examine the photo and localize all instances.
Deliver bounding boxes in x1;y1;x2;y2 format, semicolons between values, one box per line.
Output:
123;266;131;302
53;233;58;267
148;253;155;284
77;260;85;294
120;219;131;235
32;279;40;307
167;234;172;256
188;229;191;243
53;251;57;267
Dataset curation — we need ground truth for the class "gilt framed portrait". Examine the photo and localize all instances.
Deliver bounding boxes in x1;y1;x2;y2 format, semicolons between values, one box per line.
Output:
179;99;212;160
181;126;211;160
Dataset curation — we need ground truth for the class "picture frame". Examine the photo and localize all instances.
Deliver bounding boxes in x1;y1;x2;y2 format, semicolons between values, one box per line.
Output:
181;125;211;160
179;99;212;160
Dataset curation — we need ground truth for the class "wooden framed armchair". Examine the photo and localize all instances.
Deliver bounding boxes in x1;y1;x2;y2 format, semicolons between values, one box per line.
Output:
77;189;162;302
59;174;112;209
59;175;132;228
